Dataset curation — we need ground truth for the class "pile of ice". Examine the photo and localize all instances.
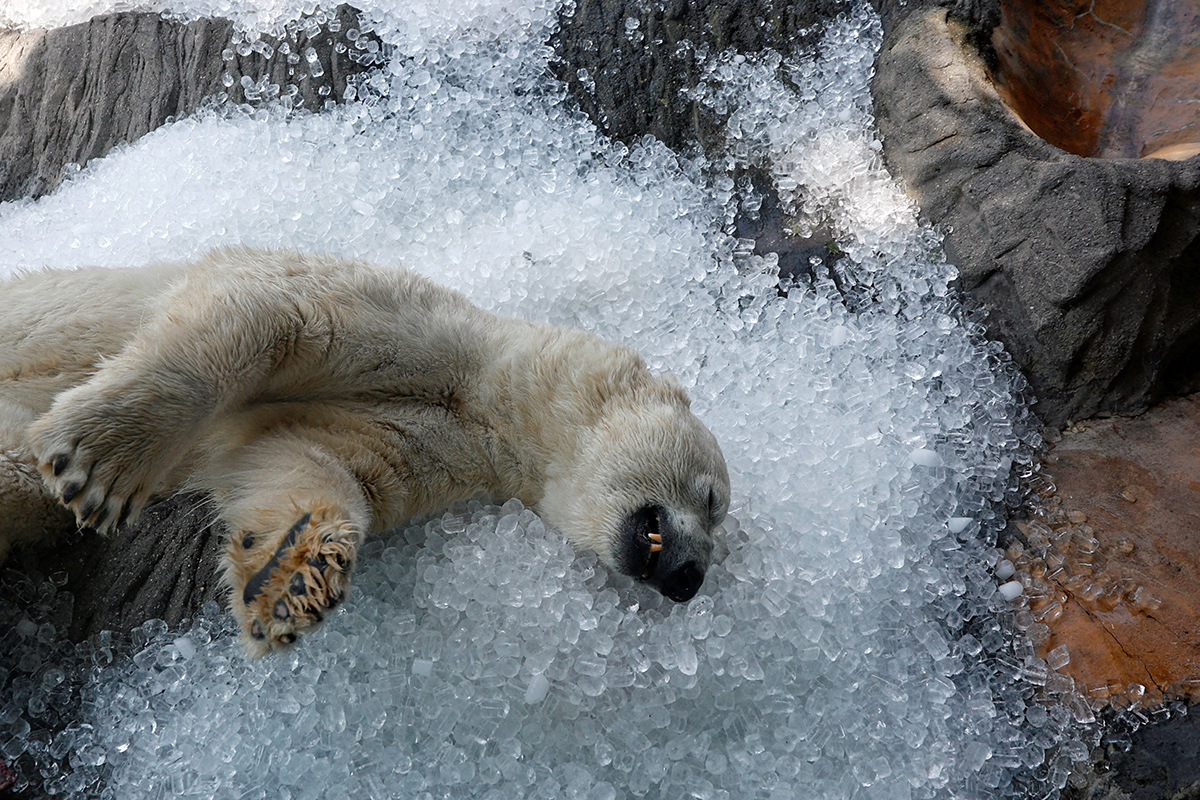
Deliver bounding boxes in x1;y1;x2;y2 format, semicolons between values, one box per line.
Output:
0;0;1099;797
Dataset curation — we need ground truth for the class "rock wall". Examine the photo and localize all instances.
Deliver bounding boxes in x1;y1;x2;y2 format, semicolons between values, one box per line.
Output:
3;494;223;641
550;0;854;152
0;4;376;202
870;0;1200;428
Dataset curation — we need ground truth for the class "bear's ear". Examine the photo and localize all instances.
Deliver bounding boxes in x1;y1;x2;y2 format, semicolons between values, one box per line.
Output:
655;372;691;407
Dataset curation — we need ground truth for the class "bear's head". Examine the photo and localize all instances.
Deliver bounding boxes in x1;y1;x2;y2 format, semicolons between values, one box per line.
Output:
537;374;730;602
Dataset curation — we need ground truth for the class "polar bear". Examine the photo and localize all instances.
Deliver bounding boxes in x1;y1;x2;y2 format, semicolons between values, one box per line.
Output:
0;248;729;656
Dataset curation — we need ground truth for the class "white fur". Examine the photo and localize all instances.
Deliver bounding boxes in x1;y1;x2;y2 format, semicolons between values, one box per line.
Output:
0;247;729;650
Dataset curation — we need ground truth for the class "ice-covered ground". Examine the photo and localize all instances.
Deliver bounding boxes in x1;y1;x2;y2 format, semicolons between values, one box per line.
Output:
0;1;1099;797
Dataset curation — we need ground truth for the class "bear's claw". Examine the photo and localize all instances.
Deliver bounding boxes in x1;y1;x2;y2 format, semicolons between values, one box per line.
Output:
230;509;358;657
30;396;168;535
51;453;69;476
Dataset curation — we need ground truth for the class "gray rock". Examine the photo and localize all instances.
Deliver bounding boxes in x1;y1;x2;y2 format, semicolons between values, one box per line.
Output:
0;14;228;200
1063;708;1200;800
0;5;378;202
4;494;225;641
870;0;1200;428
550;0;854;153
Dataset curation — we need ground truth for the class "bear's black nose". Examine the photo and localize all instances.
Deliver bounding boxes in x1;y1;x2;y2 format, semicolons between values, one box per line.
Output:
659;561;704;602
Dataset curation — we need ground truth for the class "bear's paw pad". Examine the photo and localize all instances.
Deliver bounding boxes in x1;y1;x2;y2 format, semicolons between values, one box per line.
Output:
232;510;357;656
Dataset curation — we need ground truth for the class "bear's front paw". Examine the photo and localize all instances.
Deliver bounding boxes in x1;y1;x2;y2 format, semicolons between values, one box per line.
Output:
228;509;360;657
28;399;172;534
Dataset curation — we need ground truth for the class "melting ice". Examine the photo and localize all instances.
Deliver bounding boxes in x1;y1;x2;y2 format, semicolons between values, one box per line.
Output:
0;1;1098;798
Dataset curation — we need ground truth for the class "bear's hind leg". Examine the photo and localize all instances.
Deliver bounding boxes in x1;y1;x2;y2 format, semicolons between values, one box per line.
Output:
214;434;371;657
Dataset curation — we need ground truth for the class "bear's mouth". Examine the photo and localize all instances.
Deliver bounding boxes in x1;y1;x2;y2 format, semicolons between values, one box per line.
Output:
620;503;664;580
643;522;662;580
619;504;707;602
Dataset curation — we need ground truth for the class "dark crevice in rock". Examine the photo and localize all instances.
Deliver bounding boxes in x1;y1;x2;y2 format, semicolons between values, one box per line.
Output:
550;0;856;153
220;5;385;110
732;168;844;292
1074;594;1165;695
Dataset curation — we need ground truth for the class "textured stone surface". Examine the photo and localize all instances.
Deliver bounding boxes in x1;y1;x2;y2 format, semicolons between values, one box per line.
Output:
994;394;1200;800
0;14;228;200
1108;712;1200;800
1047;399;1200;707
550;0;855;153
0;5;377;202
870;0;1200;429
1065;710;1200;800
1005;394;1200;708
4;494;225;641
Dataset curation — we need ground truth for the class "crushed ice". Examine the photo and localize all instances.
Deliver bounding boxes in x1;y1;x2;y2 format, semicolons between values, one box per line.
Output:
0;1;1099;798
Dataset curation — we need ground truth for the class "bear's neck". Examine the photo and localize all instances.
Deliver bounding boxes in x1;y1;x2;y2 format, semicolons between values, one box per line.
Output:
474;317;649;502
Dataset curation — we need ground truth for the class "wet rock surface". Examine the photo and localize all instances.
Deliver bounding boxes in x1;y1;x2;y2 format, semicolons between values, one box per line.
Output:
998;394;1200;799
1045;400;1200;706
1005;394;1200;707
1107;711;1200;800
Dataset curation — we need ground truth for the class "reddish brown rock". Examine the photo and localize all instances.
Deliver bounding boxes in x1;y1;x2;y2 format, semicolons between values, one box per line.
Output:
991;0;1200;159
1009;394;1200;706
